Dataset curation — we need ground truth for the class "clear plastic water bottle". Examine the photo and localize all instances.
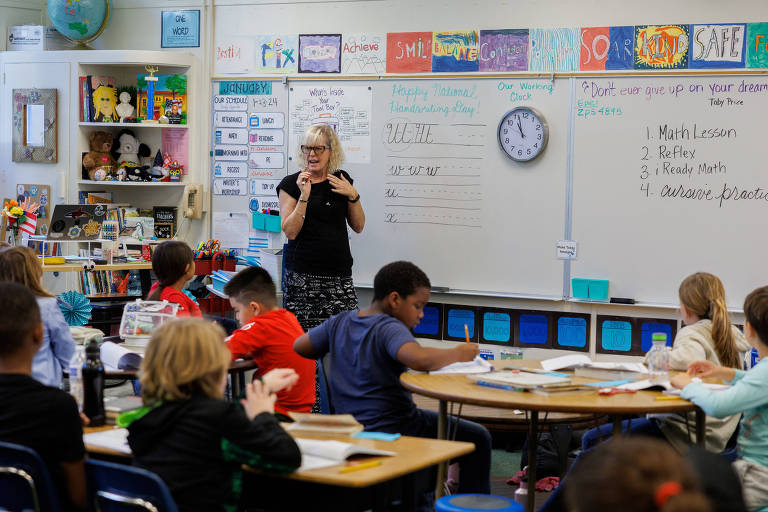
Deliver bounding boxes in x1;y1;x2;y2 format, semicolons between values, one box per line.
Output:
647;332;670;384
127;270;142;296
68;345;85;412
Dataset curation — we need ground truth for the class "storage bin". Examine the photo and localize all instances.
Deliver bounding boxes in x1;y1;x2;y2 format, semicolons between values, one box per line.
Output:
588;279;609;300
571;278;589;299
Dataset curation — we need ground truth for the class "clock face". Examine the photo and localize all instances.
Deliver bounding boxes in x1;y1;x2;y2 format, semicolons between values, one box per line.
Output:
498;107;549;162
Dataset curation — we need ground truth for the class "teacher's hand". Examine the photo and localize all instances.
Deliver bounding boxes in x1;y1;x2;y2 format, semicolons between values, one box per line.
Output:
328;173;357;200
296;170;312;198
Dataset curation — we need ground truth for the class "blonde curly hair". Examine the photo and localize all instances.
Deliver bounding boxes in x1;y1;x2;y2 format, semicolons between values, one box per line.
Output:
297;124;345;174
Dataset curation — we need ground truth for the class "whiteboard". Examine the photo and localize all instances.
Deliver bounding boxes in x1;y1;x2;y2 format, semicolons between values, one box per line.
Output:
287;78;571;297
572;76;768;307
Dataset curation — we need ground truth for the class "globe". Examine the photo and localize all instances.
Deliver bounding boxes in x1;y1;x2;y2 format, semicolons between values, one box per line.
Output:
48;0;110;44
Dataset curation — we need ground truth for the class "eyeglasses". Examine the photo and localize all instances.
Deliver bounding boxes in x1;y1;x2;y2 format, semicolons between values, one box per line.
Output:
301;145;331;155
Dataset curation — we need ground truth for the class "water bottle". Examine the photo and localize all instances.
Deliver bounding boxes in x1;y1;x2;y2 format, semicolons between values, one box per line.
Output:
82;339;106;426
127;270;142;296
68;345;85;412
647;332;670;384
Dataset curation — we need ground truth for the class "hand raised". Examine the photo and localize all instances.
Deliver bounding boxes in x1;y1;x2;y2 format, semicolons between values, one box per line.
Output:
328;173;356;200
241;379;276;420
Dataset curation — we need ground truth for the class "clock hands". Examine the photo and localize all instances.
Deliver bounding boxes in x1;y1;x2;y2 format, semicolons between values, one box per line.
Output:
516;116;525;139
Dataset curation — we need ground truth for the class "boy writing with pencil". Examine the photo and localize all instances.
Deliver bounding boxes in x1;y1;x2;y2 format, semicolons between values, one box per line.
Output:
294;261;492;494
0;282;86;510
672;285;768;511
224;266;315;415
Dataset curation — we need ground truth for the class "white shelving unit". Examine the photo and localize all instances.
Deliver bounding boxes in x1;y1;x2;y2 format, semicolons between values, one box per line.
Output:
77;180;187;187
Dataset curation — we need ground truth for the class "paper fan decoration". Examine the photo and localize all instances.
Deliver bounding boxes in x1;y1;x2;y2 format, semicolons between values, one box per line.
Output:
58;291;92;326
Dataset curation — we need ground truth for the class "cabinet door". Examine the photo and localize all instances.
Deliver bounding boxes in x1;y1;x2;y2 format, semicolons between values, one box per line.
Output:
0;61;69;203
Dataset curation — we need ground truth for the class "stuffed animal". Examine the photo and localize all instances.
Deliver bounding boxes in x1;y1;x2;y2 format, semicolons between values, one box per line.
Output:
82;131;118;181
113;129;151;165
122;164;153;182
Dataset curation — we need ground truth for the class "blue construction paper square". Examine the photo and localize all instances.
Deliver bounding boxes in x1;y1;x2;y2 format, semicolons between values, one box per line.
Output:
640;323;674;353
447;309;475;339
557;317;587;347
414;306;440;335
601;320;632;351
483;312;511;342
606;26;634;70
519;314;548;344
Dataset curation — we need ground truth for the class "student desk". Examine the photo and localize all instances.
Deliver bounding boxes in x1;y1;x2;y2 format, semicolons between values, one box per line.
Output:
84;427;474;511
400;360;705;512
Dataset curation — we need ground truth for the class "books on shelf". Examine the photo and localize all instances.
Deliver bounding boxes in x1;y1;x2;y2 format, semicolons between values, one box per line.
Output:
100;341;143;371
430;355;494;375
80;76;118;123
78;270;126;295
294;438;395;472
285;413;364;436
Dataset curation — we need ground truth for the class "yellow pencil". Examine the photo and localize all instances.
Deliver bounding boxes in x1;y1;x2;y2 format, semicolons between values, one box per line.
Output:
655;396;685;401
464;324;470;344
339;460;383;473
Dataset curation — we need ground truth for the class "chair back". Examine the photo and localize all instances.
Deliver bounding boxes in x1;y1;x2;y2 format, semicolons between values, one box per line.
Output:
316;353;335;414
85;459;178;512
0;440;61;512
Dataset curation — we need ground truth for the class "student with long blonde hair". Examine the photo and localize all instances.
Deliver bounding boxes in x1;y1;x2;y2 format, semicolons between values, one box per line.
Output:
121;318;300;512
0;247;75;388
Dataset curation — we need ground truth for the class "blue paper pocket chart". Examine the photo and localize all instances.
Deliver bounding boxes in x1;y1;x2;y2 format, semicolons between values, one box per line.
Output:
554;313;590;352
480;308;513;345
639;319;677;353
442;304;478;342
515;311;552;347
412;302;443;340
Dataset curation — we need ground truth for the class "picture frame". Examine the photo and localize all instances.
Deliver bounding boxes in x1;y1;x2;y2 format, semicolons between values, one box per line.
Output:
12;88;57;163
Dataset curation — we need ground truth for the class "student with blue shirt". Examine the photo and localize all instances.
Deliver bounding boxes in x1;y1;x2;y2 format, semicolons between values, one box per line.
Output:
672;285;768;511
0;247;75;388
294;260;492;494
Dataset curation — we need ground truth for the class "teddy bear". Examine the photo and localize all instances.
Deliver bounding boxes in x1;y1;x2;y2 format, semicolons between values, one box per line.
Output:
113;129;151;165
82;131;118;181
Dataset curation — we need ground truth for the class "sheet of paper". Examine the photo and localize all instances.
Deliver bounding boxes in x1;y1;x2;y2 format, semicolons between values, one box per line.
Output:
431;355;493;374
212;211;250;249
84;428;131;454
540;354;592;371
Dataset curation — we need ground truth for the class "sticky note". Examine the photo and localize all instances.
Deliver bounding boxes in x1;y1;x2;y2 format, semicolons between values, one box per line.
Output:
557;317;587;348
601;320;632;351
447;309;475;338
414;306;440;335
519;314;548;344
640;322;673;353
483;312;511;342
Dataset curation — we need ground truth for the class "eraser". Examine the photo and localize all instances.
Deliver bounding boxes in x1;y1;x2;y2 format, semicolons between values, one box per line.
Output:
610;297;635;304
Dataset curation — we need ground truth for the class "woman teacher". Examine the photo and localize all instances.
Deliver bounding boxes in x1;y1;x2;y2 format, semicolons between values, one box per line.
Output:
277;124;365;331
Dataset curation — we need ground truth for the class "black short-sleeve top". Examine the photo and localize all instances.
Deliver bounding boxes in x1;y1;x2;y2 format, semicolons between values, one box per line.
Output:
276;170;354;276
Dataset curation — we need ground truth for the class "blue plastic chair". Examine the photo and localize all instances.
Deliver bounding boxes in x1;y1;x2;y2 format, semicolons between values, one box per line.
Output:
435;494;523;512
85;459;178;512
0;440;61;512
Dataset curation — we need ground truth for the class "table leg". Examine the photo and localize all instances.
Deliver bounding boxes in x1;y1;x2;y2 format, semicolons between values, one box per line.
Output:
527;410;539;512
613;416;624;437
695;408;706;447
231;371;242;401
435;400;448;498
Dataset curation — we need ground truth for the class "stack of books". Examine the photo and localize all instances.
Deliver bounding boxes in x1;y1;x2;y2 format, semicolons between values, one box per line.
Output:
468;371;592;395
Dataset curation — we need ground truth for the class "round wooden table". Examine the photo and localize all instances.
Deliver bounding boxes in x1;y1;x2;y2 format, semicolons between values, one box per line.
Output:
400;360;705;512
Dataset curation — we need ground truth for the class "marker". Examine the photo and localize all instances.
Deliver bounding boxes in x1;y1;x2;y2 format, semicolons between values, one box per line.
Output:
339;460;383;473
476;380;520;391
464;324;470;344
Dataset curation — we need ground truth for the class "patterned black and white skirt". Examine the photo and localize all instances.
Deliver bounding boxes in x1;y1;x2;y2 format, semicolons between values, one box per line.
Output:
282;270;359;331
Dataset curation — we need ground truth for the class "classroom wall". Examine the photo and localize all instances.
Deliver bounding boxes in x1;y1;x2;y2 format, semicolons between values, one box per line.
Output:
0;1;42;52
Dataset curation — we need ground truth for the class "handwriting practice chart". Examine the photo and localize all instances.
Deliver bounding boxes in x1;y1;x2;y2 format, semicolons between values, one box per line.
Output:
350;79;570;296
572;76;768;306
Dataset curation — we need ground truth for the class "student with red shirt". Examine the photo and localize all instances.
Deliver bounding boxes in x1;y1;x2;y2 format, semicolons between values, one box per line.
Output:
147;241;201;317
224;266;315;416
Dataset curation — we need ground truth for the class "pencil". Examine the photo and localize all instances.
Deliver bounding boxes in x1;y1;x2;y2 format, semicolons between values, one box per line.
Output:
655;395;685;401
464;324;470;344
339;460;383;473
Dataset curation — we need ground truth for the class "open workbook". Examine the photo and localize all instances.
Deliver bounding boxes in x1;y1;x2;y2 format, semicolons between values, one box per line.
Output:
430;355;494;374
284;413;364;436
295;438;396;472
539;354;649;380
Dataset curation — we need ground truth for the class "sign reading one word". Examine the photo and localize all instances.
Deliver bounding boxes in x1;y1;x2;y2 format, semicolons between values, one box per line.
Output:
213;178;248;196
249;152;284;169
249;112;285;129
215;112;247;128
161;10;200;48
215;129;248;145
213;161;248;178
249;129;284;146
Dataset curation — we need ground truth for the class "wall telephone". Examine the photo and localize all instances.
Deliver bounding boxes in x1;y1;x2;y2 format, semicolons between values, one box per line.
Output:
182;184;203;219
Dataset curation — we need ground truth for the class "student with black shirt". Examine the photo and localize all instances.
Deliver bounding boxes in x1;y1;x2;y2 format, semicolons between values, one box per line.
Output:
0;282;86;511
276;123;366;332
